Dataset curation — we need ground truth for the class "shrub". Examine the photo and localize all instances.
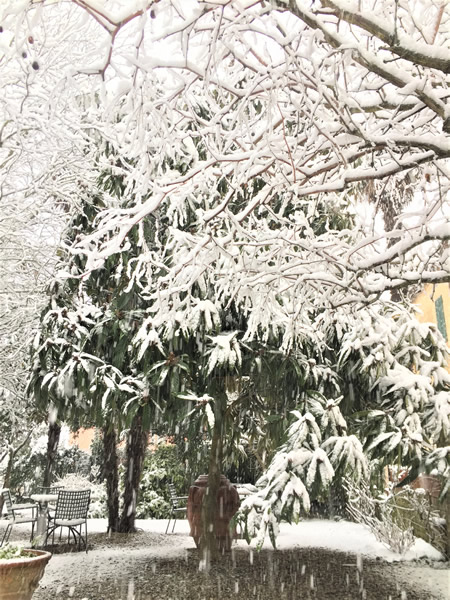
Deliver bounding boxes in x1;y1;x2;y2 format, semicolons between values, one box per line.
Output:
389;485;447;557
136;441;187;519
344;478;415;555
10;445;92;499
0;545;35;560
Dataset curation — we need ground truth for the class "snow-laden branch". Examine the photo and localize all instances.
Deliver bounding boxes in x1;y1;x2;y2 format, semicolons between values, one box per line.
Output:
312;0;450;73
0;0;448;340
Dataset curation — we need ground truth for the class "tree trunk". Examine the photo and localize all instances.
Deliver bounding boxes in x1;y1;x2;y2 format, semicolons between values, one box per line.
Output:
380;191;408;303
0;449;14;514
198;389;227;568
445;491;450;560
43;421;61;488
118;408;148;533
103;425;120;533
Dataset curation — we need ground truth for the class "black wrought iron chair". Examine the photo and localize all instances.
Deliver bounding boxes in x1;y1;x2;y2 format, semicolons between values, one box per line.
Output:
44;489;91;552
1;489;38;546
165;483;188;534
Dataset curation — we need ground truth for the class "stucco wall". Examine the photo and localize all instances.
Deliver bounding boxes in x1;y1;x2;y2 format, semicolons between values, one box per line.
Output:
68;428;96;454
414;283;449;349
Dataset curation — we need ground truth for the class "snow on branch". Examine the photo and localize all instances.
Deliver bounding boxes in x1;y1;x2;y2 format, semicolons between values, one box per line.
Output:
0;0;448;339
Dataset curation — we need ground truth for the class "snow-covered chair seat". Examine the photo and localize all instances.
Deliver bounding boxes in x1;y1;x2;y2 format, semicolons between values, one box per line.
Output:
44;489;91;552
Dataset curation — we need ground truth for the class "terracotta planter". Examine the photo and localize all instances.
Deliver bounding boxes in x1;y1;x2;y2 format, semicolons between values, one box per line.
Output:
0;549;51;600
187;475;240;552
411;474;441;500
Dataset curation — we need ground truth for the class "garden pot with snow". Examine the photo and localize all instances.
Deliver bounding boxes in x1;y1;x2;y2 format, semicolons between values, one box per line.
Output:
0;546;51;600
187;474;240;552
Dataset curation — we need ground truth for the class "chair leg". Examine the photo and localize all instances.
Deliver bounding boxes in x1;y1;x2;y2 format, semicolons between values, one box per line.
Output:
172;517;177;533
1;523;12;547
165;510;173;534
5;523;13;545
71;527;78;547
44;526;52;548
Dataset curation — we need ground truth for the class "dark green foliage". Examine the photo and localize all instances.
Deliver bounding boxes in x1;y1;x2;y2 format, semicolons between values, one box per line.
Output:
136;443;187;519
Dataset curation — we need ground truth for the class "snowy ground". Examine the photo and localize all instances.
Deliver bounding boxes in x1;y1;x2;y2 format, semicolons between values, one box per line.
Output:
5;518;449;599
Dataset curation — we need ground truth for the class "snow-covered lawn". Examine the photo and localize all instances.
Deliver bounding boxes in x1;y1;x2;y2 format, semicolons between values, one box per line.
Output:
5;518;449;599
81;517;445;562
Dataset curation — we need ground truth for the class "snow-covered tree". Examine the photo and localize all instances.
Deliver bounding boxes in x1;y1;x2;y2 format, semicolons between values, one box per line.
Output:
1;0;448;555
31;165;449;556
0;8;92;499
28;183;157;532
0;390;36;513
0;0;447;328
238;302;449;547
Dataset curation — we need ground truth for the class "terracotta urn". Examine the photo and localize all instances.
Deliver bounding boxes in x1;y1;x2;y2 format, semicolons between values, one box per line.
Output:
0;549;51;600
187;474;240;552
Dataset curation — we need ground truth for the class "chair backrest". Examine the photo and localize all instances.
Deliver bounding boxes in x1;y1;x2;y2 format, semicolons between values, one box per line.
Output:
36;486;65;494
168;483;182;508
1;490;13;517
55;490;91;521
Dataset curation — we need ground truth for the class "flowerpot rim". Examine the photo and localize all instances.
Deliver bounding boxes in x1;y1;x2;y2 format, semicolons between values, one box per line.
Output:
0;549;51;569
193;474;231;480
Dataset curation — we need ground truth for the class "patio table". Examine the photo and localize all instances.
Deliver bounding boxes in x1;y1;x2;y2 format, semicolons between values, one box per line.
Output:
30;493;58;540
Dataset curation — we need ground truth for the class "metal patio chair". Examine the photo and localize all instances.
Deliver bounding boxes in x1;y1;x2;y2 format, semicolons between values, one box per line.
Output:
165;483;188;534
1;489;38;546
44;489;91;552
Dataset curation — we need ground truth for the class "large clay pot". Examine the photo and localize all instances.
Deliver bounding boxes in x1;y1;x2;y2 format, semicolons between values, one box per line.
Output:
411;474;441;500
0;549;51;600
187;475;240;552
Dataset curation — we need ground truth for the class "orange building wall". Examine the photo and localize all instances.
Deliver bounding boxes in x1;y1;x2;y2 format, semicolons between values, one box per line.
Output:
68;428;169;454
68;428;96;454
414;282;449;351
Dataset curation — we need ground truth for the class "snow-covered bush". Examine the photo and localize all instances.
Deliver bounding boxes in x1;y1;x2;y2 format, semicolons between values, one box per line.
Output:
54;473;107;519
0;545;36;560
390;484;447;557
345;474;448;556
10;443;91;500
344;478;415;555
136;491;170;520
136;443;187;520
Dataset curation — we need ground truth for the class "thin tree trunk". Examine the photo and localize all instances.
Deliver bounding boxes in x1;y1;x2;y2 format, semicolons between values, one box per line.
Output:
0;449;14;514
445;492;450;560
103;425;120;533
118;408;148;533
380;191;407;303
43;421;61;488
199;389;226;567
0;429;32;513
